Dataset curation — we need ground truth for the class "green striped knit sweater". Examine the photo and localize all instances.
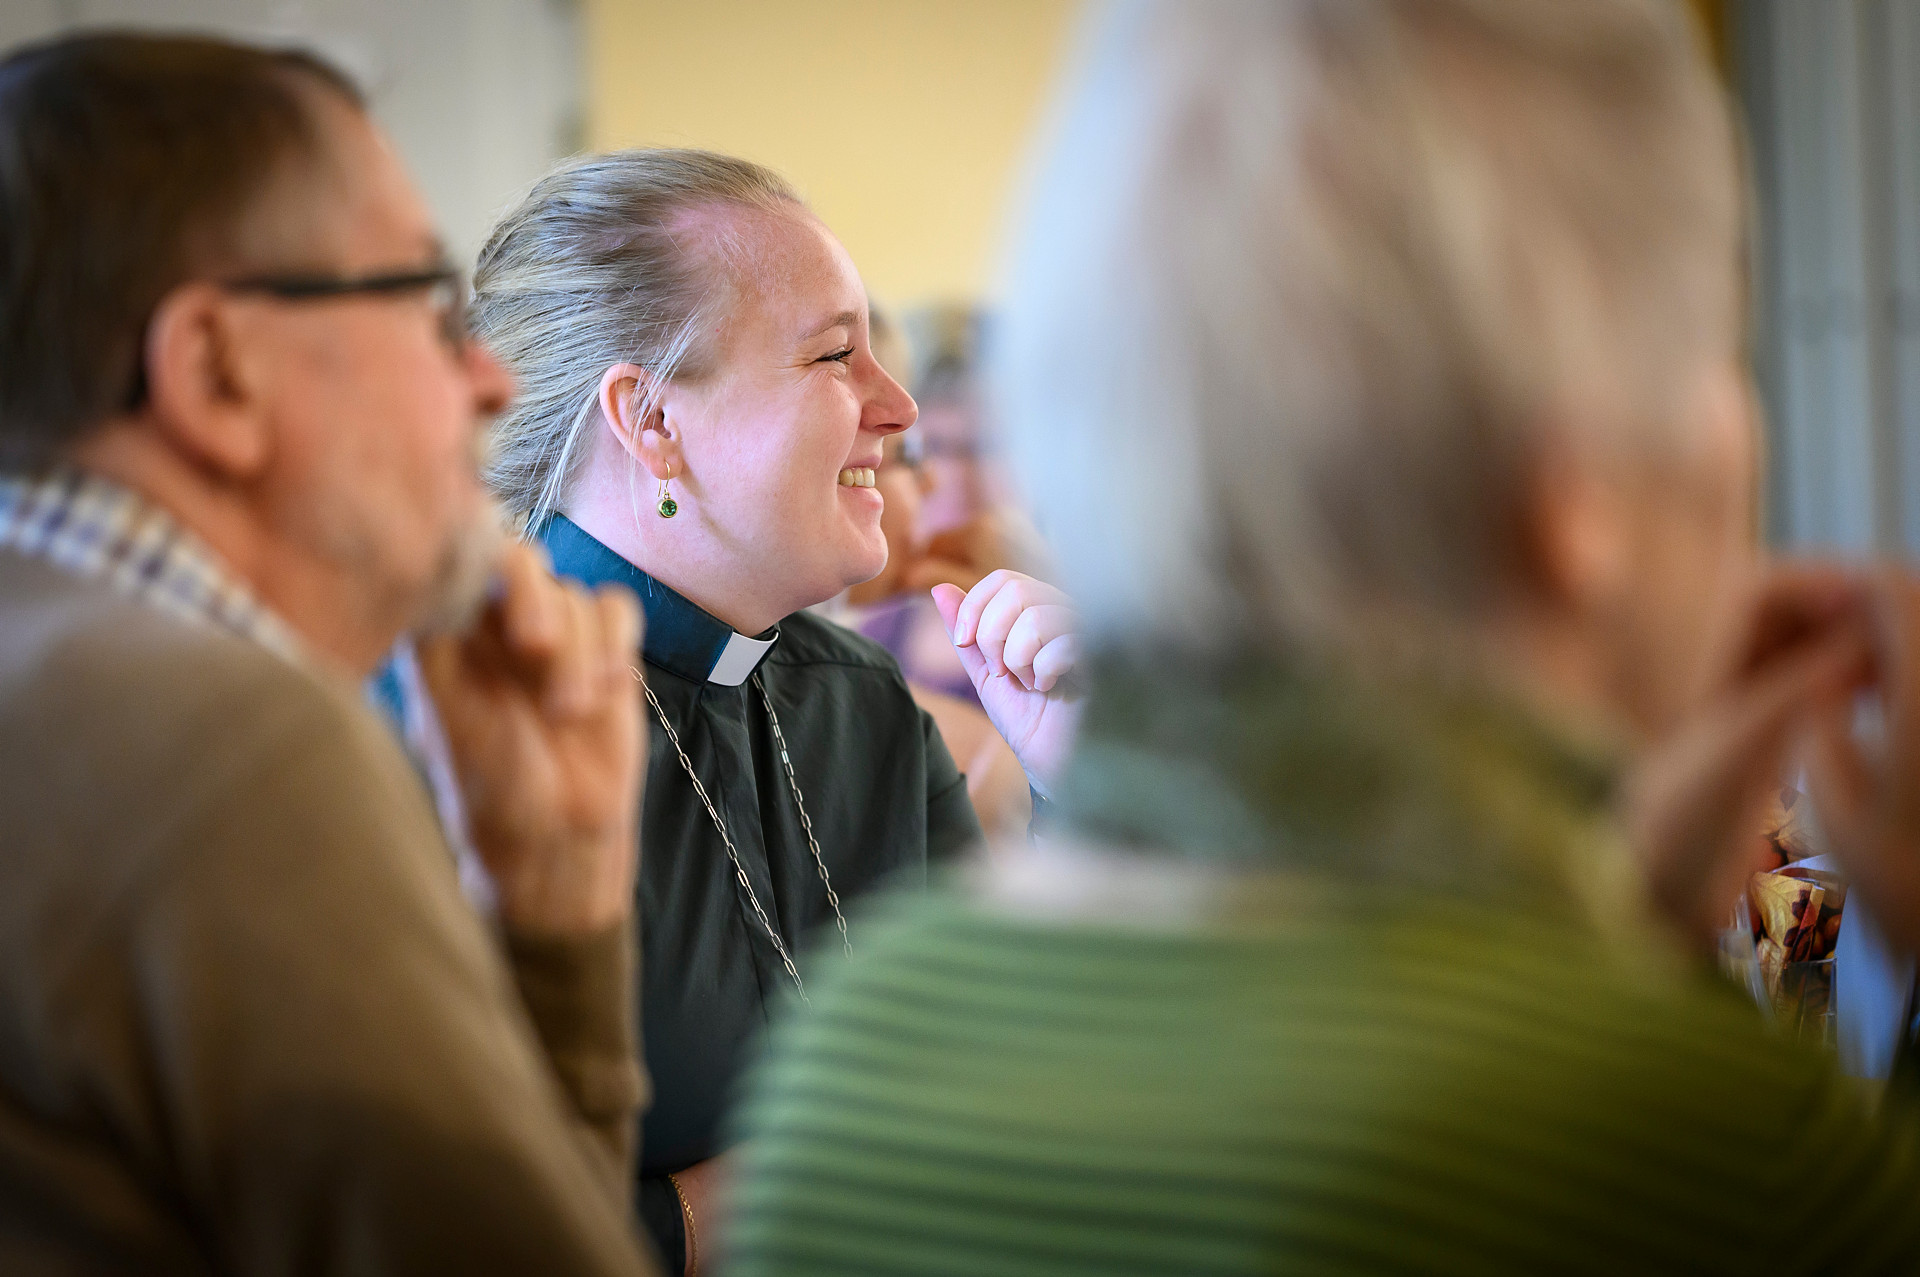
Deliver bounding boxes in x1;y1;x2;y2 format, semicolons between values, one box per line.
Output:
727;658;1920;1274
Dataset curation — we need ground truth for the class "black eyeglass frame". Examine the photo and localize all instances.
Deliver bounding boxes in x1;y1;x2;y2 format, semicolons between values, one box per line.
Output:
221;265;471;351
122;265;471;411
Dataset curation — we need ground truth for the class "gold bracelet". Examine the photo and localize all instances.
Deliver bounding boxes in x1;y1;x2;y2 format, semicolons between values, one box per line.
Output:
666;1172;698;1277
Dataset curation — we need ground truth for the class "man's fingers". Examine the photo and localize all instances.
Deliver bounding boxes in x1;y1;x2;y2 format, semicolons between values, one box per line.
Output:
1806;705;1874;845
597;586;640;689
1740;562;1868;677
1718;630;1869;768
415;633;477;737
496;542;562;659
1867;570;1920;761
539;583;590;717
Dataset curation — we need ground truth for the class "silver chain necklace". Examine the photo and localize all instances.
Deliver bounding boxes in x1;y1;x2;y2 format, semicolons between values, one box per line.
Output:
632;667;850;1001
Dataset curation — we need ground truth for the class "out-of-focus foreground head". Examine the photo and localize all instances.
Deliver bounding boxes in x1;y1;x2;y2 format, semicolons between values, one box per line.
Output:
0;32;512;670
998;0;1748;735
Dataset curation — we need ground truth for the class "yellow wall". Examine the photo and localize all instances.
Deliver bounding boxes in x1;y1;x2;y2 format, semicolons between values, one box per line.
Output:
584;0;1082;310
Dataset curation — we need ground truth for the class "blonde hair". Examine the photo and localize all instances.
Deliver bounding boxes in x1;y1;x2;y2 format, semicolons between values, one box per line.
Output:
473;148;800;526
997;0;1741;660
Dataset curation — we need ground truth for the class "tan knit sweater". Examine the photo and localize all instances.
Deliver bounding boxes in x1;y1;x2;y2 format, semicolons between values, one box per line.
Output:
0;551;658;1275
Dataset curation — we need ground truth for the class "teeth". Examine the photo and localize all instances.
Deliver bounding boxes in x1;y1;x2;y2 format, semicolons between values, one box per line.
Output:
837;467;876;488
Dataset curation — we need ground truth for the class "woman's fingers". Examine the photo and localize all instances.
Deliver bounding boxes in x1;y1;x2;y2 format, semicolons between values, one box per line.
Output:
970;577;1073;676
1030;632;1082;694
932;582;993;689
953;569;1072;647
952;569;1019;648
1002;604;1079;689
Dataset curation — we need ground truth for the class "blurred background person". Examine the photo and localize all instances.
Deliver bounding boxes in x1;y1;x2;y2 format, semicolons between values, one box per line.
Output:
725;1;1920;1272
906;304;1054;594
470;149;1076;1273
0;32;653;1274
822;307;1033;835
908;305;995;542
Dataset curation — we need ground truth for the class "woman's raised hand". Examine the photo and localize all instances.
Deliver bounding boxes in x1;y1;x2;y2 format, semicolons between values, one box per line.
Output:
933;570;1083;795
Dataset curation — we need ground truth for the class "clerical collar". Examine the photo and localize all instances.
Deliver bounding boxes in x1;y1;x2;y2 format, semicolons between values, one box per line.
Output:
537;514;778;687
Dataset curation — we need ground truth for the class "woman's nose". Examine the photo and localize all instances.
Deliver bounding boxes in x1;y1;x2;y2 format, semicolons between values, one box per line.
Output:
866;372;917;436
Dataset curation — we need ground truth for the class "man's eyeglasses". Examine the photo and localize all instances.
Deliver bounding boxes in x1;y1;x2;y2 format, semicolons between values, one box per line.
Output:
122;265;471;411
223;264;470;352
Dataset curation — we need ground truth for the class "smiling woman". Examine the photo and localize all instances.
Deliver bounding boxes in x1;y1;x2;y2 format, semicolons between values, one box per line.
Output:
470;149;988;1273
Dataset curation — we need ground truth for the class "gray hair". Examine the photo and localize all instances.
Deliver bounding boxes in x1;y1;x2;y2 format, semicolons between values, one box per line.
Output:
995;0;1742;661
473;148;800;526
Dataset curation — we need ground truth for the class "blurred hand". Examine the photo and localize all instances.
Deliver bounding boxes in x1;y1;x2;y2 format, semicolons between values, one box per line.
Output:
933;570;1084;794
1807;571;1920;956
419;543;644;937
1624;564;1870;949
904;510;1054;597
902;514;1013;595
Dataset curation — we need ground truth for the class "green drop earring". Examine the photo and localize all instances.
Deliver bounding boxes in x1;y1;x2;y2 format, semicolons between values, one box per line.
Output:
657;468;678;519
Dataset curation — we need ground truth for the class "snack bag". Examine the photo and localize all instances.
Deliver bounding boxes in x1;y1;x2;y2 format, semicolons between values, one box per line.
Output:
1749;872;1823;966
1745;856;1843;1042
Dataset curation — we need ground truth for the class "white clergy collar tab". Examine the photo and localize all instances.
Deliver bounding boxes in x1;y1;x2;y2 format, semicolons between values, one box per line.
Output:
708;630;778;686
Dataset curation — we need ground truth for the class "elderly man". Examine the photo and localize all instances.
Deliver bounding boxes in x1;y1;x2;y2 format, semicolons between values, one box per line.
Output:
728;1;1920;1272
0;33;656;1275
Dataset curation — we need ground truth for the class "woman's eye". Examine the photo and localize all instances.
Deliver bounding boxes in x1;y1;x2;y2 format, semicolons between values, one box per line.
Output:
818;347;855;365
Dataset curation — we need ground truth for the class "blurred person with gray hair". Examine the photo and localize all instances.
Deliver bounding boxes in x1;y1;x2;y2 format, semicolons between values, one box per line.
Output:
726;1;1920;1271
0;32;657;1274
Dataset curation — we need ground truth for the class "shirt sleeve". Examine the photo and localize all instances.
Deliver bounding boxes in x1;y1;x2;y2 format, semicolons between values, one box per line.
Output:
920;703;985;865
502;921;648;1184
637;1175;689;1274
55;675;658;1277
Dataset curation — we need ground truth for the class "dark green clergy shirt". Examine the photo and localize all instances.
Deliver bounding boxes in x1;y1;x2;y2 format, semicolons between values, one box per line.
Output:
540;515;983;1266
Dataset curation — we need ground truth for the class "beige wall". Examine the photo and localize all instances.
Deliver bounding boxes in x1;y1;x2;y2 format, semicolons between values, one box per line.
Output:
584;0;1081;310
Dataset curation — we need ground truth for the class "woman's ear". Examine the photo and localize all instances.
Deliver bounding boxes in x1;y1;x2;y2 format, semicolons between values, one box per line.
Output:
598;362;682;481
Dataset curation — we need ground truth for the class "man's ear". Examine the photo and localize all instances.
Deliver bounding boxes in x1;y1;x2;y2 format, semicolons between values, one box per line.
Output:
141;283;273;479
1521;434;1630;618
597;362;683;481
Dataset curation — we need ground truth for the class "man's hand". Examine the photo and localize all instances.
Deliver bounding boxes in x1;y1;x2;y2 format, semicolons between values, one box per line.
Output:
419;543;644;937
933;570;1083;794
1624;565;1870;949
1807;572;1920;955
